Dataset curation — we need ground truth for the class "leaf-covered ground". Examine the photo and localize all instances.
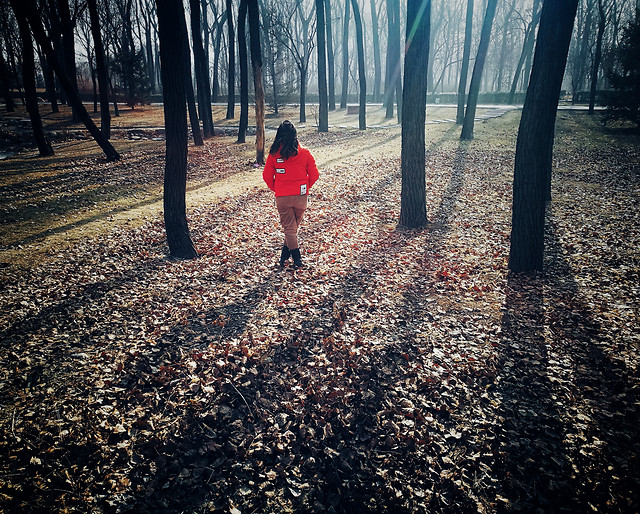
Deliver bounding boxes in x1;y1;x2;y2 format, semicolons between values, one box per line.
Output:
1;107;639;512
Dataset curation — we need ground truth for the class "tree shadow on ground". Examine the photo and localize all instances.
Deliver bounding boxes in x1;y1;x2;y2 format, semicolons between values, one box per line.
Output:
492;214;640;511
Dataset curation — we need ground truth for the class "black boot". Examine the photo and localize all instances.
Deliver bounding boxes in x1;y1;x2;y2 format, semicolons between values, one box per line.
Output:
279;245;290;267
290;248;303;268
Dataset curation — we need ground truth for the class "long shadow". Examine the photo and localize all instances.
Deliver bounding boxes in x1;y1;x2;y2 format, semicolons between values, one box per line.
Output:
493;216;640;511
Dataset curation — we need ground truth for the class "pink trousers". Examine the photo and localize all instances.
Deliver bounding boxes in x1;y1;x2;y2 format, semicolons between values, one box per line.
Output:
276;195;308;250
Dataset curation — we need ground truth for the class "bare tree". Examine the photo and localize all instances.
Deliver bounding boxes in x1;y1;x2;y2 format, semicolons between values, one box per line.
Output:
456;0;473;123
509;0;579;272
155;0;198;259
340;0;350;108
316;0;329;131
247;0;265;163
325;0;336;110
237;0;249;142
190;0;214;138
351;0;366;129
460;0;498;140
226;0;235;118
10;0;54;156
88;0;111;138
399;0;431;228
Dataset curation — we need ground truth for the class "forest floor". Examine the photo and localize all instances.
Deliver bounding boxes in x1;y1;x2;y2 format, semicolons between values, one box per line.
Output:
0;103;639;512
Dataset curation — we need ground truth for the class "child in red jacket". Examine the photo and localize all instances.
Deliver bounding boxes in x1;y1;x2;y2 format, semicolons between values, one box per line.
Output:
263;121;319;268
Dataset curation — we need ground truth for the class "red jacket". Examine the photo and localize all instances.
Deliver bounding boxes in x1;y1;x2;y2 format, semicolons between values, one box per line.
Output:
263;146;319;197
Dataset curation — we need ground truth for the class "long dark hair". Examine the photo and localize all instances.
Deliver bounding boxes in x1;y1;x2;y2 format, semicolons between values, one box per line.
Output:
269;120;299;160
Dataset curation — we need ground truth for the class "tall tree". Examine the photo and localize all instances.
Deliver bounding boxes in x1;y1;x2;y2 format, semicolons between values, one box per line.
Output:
190;0;214;137
351;0;366;129
509;0;579;272
23;0;120;161
57;0;80;121
237;0;249;143
276;0;316;123
460;0;498;140
370;0;382;102
0;40;16;112
589;0;607;113
325;0;336;109
340;0;350;109
87;0;111;138
226;0;235;119
399;0;431;228
508;0;542;104
316;0;329;131
247;0;265;163
456;0;473;124
10;0;54;156
384;0;402;120
155;0;198;259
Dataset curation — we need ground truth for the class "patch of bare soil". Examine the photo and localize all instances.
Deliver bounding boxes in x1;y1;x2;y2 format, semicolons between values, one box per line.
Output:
0;108;638;512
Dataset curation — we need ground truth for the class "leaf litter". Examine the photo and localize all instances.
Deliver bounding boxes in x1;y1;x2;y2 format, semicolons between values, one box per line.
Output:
0;112;639;512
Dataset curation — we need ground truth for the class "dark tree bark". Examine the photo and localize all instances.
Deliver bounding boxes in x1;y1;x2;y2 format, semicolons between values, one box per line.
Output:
325;0;336;110
340;0;350;109
316;0;329;132
10;0;54;156
87;0;111;139
186;74;204;146
509;0;579;272
351;0;366;129
247;0;265;163
39;49;59;112
399;0;430;228
155;0;198;260
226;0;236;119
460;0;498;141
237;0;249;143
370;0;382;102
57;0;79;121
456;0;473;124
508;0;541;104
23;0;119;161
0;41;16;112
384;0;401;120
212;12;226;102
589;0;606;114
190;0;214;137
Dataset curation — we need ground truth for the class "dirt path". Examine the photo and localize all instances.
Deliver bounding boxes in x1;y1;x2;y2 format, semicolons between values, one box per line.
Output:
0;104;509;275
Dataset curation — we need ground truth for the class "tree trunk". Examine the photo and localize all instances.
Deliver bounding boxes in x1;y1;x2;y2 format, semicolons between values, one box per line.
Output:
186;78;204;146
509;0;578;272
299;66;307;123
88;0;111;139
340;0;350;109
11;0;54;156
399;0;430;228
384;0;394;117
589;0;606;114
57;0;79;121
0;41;16;112
190;0;214;138
155;0;198;260
316;0;329;132
226;0;236;119
370;0;382;102
508;0;541;104
351;0;366;129
247;0;265;163
460;0;498;141
392;0;401;122
325;0;336;110
237;0;249;143
456;0;473;123
24;0;119;161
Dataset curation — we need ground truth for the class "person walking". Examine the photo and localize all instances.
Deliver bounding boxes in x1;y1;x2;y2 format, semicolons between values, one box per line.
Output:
263;120;319;268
